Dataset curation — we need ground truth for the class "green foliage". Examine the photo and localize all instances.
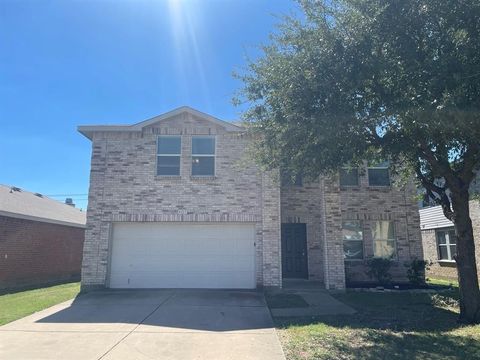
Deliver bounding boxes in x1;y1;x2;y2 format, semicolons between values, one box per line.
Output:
405;259;430;286
237;0;480;322
236;0;480;192
366;258;393;285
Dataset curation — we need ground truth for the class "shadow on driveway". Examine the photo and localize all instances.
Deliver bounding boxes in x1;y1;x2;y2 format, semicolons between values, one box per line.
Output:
35;289;273;332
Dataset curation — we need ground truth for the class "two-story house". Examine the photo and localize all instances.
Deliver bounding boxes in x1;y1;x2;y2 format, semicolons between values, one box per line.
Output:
79;106;422;291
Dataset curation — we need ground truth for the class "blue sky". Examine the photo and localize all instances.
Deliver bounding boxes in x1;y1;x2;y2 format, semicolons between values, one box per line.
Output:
0;0;295;210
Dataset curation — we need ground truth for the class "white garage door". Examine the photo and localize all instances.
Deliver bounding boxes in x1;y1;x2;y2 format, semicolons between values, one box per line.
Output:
109;223;256;289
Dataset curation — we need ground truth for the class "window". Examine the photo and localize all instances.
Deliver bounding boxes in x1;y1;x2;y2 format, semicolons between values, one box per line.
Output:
281;171;303;187
342;220;364;260
157;136;181;176
368;167;390;186
192;136;215;176
372;221;396;258
436;228;457;261
340;168;359;186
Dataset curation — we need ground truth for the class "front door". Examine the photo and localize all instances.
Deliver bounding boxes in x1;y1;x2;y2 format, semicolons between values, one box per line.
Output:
281;223;308;279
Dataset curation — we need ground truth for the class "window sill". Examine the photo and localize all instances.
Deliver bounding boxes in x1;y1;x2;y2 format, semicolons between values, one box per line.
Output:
438;260;456;264
190;175;217;181
155;175;181;180
367;185;391;189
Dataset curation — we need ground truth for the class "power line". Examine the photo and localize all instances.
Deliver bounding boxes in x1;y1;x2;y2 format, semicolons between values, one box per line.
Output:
45;193;88;197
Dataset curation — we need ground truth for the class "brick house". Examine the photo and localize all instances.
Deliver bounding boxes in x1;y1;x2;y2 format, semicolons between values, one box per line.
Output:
420;202;480;281
78;106;422;291
0;185;86;289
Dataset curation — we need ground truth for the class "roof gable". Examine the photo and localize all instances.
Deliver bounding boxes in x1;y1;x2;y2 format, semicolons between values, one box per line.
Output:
78;106;244;140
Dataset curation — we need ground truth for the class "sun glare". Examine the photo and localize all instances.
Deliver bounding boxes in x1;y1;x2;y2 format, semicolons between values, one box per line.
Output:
166;0;211;107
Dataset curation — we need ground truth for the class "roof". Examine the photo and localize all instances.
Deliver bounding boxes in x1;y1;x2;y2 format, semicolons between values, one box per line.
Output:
78;106;244;140
419;205;453;230
0;185;86;228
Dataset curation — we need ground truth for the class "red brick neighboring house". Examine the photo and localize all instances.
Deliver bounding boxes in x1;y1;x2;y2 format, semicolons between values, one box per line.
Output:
0;185;86;289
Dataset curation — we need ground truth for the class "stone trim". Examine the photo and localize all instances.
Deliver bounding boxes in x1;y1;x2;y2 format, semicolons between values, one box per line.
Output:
110;213;261;223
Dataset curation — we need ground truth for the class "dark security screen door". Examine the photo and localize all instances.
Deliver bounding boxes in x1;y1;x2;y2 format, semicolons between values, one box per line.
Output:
281;223;308;279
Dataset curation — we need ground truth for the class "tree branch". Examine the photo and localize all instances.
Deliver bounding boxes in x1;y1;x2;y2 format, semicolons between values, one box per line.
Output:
459;142;480;185
419;144;458;187
414;161;455;221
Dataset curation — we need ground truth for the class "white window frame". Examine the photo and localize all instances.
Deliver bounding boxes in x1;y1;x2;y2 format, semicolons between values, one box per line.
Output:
342;220;364;260
367;166;390;187
372;220;397;258
436;228;456;261
191;135;216;177
156;135;181;176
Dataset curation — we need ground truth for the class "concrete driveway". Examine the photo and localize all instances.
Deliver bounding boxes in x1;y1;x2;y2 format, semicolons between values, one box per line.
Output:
0;289;285;360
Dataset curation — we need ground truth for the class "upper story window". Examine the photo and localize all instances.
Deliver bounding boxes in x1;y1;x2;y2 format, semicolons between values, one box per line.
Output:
340;168;359;186
436;228;456;261
372;221;396;258
281;171;303;187
368;162;390;186
192;136;215;176
342;220;364;260
157;136;181;176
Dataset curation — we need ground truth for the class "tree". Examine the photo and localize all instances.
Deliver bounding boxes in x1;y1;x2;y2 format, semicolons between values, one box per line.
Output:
236;0;480;323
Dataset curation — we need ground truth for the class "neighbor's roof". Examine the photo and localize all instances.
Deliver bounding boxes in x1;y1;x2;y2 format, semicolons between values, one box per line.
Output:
419;205;453;230
78;106;244;140
0;185;86;228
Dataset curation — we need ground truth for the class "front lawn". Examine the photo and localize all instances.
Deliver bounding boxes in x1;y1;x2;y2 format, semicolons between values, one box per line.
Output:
274;287;480;360
0;282;80;326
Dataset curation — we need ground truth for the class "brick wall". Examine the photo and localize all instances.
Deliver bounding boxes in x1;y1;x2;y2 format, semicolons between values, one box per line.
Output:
339;170;423;284
280;171;422;288
422;201;480;281
421;229;458;280
82;112;281;290
281;179;325;283
82;110;423;290
0;215;85;289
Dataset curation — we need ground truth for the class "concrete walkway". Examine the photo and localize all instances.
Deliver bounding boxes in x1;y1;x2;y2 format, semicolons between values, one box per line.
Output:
0;289;285;360
269;289;356;317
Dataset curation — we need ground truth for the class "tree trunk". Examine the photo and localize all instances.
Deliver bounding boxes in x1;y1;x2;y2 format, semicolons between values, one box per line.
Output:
450;189;480;324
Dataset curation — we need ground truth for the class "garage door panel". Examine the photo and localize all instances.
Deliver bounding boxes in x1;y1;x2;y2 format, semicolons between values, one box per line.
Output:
109;223;256;289
112;255;254;272
110;271;255;289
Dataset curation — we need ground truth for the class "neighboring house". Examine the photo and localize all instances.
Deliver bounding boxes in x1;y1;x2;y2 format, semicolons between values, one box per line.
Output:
78;106;422;291
420;202;480;281
0;185;86;289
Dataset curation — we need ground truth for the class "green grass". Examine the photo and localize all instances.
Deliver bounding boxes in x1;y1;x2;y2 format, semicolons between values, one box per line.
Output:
274;289;480;360
0;282;80;326
427;277;459;288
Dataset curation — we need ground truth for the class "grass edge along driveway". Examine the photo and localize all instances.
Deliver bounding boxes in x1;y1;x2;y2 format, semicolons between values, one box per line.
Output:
270;281;480;360
0;282;80;326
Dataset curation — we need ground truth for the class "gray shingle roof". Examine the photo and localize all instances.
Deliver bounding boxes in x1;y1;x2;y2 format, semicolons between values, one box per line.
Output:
0;184;86;228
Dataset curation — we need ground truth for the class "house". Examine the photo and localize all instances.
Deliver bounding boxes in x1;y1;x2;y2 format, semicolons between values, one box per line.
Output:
78;106;422;291
0;185;86;289
419;201;480;281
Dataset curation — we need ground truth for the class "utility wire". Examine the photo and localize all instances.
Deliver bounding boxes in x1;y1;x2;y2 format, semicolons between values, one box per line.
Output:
44;193;88;197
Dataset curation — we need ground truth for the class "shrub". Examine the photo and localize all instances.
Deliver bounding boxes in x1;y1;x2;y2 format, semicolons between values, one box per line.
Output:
405;259;430;286
366;258;393;285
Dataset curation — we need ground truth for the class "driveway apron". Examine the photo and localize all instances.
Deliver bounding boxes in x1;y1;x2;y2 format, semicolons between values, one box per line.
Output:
0;289;285;360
